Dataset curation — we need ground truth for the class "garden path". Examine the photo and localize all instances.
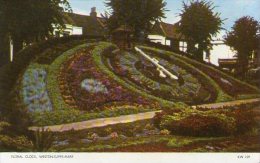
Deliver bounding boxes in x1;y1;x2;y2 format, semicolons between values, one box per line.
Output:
29;98;260;132
29;111;161;132
192;98;260;109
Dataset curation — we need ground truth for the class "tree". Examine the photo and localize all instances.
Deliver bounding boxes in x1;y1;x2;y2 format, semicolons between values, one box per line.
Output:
225;16;259;78
0;0;71;57
178;0;222;61
105;0;167;38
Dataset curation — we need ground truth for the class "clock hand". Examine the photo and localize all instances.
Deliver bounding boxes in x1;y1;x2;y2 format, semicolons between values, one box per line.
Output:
135;47;179;80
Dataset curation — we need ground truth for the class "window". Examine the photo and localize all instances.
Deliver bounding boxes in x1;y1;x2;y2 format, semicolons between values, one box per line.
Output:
179;41;187;52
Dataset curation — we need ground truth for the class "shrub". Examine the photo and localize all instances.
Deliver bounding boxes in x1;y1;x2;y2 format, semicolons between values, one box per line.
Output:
0;135;33;152
157;108;236;137
32;128;56;152
161;114;235;136
155;103;260;137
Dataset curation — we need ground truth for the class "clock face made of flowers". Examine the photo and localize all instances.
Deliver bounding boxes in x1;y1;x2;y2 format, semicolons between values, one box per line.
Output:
58;46;212;112
103;47;212;105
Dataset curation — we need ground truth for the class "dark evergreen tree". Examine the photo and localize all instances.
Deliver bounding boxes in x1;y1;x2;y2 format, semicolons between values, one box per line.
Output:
0;0;71;57
178;0;222;61
105;0;167;38
225;16;259;78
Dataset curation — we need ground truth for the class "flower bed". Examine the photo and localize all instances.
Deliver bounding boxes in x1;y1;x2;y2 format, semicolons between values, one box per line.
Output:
60;44;157;111
139;46;232;102
47;43;96;110
106;48;216;104
20;64;52;112
92;42;186;108
139;46;260;97
28;42;167;126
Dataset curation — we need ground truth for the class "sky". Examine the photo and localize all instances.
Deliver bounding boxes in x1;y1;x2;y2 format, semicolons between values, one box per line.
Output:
68;0;260;32
68;0;260;65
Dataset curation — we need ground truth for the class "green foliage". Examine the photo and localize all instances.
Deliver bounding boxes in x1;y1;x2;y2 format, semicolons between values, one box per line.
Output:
56;135;225;152
166;137;193;147
32;128;55;152
156;102;260;137
105;0;166;37
225;16;259;77
158;108;237;136
166;136;224;148
179;0;223;61
0;135;33;152
0;0;71;53
0;121;10;132
59;136;169;152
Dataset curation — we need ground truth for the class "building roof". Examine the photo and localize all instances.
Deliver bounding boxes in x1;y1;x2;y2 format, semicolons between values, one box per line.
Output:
64;12;106;36
151;21;184;40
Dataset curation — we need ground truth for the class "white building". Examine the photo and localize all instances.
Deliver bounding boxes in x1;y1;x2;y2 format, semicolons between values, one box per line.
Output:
53;7;106;37
148;21;187;52
148;21;237;66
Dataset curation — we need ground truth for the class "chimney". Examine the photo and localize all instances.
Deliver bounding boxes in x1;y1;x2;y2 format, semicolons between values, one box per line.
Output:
90;7;97;18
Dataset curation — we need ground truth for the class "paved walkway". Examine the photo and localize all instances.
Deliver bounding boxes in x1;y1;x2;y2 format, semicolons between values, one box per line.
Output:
192;98;260;109
29;111;161;132
29;98;260;132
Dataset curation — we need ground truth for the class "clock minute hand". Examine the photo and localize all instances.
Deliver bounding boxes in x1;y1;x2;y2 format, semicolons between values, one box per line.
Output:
135;47;179;80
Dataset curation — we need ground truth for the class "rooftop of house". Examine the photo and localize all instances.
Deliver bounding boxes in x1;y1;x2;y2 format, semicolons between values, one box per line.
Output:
150;21;184;40
63;7;106;36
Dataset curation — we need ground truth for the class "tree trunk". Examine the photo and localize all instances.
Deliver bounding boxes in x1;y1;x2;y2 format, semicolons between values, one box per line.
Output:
13;36;23;57
0;34;9;65
196;44;204;61
236;51;249;79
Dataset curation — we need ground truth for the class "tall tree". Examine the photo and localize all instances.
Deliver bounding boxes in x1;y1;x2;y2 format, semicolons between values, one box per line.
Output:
0;0;71;56
178;0;222;61
105;0;167;38
225;16;259;78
